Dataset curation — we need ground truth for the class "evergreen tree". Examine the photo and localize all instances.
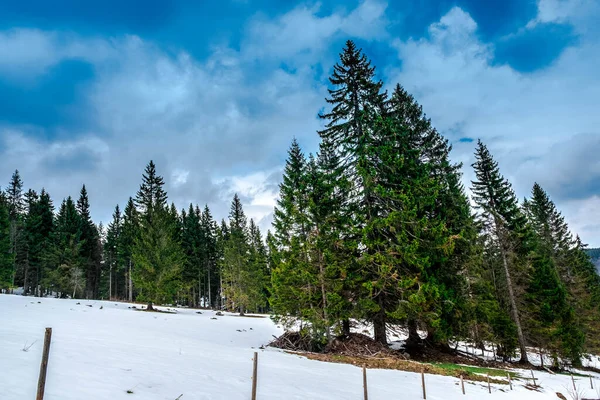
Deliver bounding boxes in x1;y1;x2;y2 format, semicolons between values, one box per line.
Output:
52;197;83;298
135;160;167;221
120;197;139;302
105;205;122;299
201;205;219;309
470;140;529;363
6;170;25;288
132;161;184;310
0;193;14;290
77;185;102;298
221;194;264;315
181;203;202;306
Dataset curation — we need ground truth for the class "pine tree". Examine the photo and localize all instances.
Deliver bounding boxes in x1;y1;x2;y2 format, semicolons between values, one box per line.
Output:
6;170;25;288
135;160;167;221
201;205;219;309
270;140;314;327
120;197;139;302
53;197;83;297
132;161;184;310
470;140;529;363
77;185;102;298
386;83;476;346
181;203;202;306
0;193;14;290
221;194;264;315
105;205;122;300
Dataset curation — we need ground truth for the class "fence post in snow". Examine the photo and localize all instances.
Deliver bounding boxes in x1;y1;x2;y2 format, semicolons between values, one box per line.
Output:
421;369;426;399
590;375;594;390
571;372;576;392
487;374;491;394
531;369;537;388
507;373;513;390
362;366;368;400
460;374;465;395
36;327;52;400
251;352;258;400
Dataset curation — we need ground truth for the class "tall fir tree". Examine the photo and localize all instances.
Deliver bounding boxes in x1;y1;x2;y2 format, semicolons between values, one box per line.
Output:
6;170;26;288
77;185;102;299
120;197;139;302
0;193;14;289
470;140;529;362
132;161;184;310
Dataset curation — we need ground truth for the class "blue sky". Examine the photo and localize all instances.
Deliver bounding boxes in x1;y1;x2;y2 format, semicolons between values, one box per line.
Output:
0;0;599;245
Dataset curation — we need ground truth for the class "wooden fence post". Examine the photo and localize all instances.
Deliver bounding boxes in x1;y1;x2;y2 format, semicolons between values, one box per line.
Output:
251;352;258;400
460;375;465;395
487;374;491;394
507;373;513;390
571;372;576;392
590;375;594;390
531;369;537;388
363;366;368;400
421;369;426;400
36;327;52;400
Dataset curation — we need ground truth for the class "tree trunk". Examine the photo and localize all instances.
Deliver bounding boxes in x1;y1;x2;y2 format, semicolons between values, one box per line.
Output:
208;267;212;310
128;259;133;302
147;302;154;311
318;248;330;342
406;319;421;350
342;319;351;336
373;297;387;345
500;248;528;363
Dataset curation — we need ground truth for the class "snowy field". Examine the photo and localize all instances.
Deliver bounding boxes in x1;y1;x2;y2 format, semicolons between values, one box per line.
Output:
1;294;599;400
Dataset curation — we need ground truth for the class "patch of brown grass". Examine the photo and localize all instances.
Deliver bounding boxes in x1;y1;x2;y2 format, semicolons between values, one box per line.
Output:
297;353;509;384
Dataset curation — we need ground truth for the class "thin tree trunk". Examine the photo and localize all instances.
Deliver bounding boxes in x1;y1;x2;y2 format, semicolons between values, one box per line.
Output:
208;266;212;309
128;259;133;302
318;249;330;342
500;248;528;363
109;264;112;300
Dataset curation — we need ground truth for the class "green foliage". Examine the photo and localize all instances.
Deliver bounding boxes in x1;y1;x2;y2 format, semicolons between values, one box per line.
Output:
221;194;267;314
0;194;14;289
131;162;184;306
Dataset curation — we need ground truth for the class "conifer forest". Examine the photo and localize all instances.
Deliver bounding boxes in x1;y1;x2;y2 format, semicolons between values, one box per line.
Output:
1;41;599;368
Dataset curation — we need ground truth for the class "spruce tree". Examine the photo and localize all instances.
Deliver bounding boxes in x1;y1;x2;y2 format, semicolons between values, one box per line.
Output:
200;205;219;309
0;193;14;289
53;197;83;297
105;205;122;300
132;161;184;310
120;197;139;302
77;185;102;298
470;140;529;362
221;194;265;315
6;170;25;288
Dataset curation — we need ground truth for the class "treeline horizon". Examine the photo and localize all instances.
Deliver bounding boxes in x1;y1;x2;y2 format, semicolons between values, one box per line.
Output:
0;160;269;314
1;40;600;367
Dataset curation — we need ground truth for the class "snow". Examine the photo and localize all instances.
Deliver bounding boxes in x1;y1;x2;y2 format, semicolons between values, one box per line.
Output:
1;294;599;400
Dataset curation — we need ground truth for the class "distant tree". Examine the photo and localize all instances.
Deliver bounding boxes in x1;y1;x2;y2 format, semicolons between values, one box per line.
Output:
132;161;184;310
0;193;14;290
77;185;102;298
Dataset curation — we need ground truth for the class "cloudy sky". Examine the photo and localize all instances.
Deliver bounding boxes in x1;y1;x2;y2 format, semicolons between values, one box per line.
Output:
0;0;599;245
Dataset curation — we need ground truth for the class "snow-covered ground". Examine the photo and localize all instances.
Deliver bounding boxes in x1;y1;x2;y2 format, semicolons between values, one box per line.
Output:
1;294;599;400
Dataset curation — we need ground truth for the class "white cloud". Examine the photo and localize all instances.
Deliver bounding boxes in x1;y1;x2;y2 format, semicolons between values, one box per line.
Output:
1;0;599;247
0;29;115;81
387;4;600;244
